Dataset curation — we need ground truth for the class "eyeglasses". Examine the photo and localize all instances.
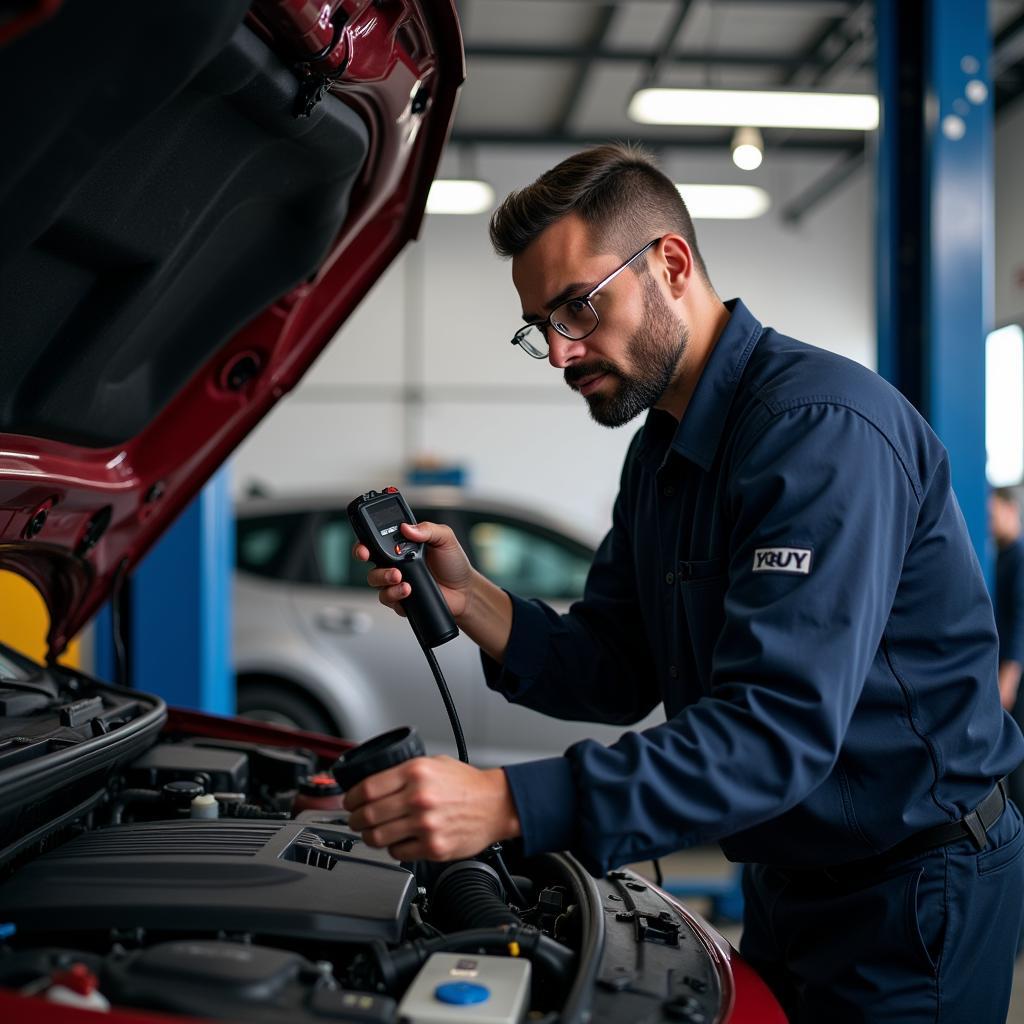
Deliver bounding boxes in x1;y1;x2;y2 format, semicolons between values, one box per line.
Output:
510;237;662;359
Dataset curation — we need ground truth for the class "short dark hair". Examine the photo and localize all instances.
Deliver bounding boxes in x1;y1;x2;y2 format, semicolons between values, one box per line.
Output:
993;486;1023;507
489;142;709;281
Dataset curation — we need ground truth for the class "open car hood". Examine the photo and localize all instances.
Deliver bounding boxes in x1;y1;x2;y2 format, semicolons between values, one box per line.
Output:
0;0;464;660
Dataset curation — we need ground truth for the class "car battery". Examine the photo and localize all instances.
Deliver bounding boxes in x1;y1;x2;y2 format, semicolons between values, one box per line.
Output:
397;953;530;1024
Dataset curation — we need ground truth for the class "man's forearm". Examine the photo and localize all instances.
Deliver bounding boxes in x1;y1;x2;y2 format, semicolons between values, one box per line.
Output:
457;569;514;663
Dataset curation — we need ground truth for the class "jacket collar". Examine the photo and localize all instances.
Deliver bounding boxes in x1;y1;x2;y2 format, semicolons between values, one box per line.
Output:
637;298;763;472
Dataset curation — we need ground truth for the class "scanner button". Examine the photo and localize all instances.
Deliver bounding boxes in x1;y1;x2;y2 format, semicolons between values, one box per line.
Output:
435;982;490;1005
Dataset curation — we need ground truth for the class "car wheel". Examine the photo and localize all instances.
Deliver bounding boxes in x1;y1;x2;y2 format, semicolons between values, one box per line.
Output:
236;679;336;735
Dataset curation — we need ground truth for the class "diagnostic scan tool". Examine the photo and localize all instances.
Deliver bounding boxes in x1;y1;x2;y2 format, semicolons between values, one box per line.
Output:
347;487;459;649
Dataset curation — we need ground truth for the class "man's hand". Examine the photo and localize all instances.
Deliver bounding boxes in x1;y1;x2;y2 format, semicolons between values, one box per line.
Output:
343;756;522;861
354;521;475;620
353;520;515;662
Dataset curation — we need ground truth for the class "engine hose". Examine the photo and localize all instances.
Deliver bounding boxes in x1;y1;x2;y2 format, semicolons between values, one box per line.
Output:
222;802;289;820
109;789;162;825
378;926;575;991
432;861;520;932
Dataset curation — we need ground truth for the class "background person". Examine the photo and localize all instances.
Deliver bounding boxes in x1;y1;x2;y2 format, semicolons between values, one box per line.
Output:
991;485;1024;816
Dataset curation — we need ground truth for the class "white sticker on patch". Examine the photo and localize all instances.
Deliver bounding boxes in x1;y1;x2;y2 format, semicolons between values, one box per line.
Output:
752;547;813;574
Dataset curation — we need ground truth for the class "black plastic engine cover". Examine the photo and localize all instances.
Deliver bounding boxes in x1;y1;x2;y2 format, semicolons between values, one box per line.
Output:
0;942;398;1024
0;819;414;943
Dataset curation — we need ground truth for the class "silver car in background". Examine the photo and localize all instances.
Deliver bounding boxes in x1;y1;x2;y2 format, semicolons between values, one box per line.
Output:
234;488;663;765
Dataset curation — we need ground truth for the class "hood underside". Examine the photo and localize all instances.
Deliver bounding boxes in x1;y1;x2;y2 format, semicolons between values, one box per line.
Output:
0;0;464;658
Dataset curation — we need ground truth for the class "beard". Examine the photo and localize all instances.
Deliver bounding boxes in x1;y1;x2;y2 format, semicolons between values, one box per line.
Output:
564;276;689;428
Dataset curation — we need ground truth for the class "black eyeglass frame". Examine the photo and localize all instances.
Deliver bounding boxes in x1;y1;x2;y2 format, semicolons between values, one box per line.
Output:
510;237;662;359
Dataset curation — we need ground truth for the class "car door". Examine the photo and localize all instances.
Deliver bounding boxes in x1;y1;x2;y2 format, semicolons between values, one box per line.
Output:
458;510;664;764
285;507;486;757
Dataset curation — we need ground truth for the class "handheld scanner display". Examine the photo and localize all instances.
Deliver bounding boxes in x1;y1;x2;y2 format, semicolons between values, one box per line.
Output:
347;488;459;648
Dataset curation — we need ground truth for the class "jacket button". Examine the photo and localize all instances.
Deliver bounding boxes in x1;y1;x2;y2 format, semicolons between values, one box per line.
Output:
665;571;674;584
669;665;679;678
663;485;675;496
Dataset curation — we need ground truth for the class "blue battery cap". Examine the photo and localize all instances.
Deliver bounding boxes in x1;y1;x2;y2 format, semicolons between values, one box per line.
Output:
434;981;490;1005
0;923;15;940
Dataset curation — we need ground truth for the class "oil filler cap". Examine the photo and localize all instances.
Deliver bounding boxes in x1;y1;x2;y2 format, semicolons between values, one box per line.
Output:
434;982;490;1005
332;726;425;791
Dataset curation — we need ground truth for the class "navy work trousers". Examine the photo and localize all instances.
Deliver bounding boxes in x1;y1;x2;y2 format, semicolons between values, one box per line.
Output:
739;801;1024;1022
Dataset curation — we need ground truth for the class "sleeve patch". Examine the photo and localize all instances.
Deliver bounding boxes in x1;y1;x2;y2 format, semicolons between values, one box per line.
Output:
752;547;813;574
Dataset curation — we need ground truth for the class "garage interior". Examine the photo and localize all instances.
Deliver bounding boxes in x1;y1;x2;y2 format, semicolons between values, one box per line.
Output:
4;0;1024;1018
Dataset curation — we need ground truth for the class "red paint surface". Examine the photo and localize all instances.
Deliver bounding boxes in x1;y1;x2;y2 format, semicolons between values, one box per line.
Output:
0;0;465;660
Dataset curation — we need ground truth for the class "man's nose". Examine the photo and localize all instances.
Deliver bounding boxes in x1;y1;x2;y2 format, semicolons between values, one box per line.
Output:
547;329;587;369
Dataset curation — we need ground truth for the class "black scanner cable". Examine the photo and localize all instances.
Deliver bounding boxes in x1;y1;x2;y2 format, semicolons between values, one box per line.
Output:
410;618;468;765
409;617;525;908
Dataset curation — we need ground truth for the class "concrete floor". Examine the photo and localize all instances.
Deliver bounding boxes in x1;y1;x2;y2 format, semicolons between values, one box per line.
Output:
629;846;1024;1022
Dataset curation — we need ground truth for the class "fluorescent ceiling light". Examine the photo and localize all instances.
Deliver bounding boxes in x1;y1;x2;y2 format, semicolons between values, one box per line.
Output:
426;179;495;215
676;184;771;220
986;324;1024;487
631;88;879;131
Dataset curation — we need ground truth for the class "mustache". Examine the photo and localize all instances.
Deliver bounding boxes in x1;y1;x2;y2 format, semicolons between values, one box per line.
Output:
564;360;619;389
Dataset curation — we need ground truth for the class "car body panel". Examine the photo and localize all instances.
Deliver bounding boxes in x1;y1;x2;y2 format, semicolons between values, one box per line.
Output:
0;0;464;659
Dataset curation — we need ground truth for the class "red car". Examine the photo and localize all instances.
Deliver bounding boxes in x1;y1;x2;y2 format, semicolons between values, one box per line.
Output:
0;3;785;1022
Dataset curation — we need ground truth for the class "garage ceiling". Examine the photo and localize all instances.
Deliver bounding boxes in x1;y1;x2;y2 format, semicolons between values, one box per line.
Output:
450;0;1024;219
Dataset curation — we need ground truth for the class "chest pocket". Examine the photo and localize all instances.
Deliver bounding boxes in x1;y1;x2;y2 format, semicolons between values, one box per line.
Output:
678;558;728;692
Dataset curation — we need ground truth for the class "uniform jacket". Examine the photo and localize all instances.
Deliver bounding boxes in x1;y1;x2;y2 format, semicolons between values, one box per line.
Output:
487;299;1024;876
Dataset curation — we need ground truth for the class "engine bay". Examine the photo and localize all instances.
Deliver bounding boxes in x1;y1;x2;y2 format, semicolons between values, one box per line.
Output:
0;685;589;1023
0;649;729;1024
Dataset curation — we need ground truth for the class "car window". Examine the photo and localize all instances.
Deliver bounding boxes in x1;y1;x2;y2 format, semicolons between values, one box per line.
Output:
236;513;307;580
465;517;591;600
316;515;361;588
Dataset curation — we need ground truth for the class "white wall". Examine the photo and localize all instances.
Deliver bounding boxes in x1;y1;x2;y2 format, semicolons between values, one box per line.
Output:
232;145;874;537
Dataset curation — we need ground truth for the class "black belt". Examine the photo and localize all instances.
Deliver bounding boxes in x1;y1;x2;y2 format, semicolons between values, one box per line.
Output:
823;778;1008;881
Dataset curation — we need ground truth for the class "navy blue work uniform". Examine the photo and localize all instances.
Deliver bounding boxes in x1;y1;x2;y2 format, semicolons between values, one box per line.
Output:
485;300;1024;1022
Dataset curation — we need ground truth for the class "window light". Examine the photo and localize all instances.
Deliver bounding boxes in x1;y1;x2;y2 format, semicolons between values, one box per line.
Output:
986;324;1024;487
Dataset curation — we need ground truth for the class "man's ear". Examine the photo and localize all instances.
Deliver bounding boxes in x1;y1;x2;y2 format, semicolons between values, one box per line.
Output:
659;234;693;300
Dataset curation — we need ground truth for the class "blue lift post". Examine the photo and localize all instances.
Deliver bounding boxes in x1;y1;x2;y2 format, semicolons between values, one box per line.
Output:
876;0;993;568
93;467;234;714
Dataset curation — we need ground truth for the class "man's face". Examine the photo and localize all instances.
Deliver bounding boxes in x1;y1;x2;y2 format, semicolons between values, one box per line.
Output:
512;216;688;428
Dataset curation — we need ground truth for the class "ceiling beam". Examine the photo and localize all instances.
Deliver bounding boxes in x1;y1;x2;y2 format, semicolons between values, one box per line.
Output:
782;1;872;88
995;5;1024;49
637;0;696;90
464;43;836;70
996;55;1024;112
780;144;865;223
552;3;618;136
450;128;861;152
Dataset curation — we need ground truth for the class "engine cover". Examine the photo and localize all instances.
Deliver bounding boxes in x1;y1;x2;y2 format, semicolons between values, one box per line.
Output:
0;819;414;942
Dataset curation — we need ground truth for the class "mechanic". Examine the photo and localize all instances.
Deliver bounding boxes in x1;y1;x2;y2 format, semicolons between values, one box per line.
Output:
346;143;1024;1021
